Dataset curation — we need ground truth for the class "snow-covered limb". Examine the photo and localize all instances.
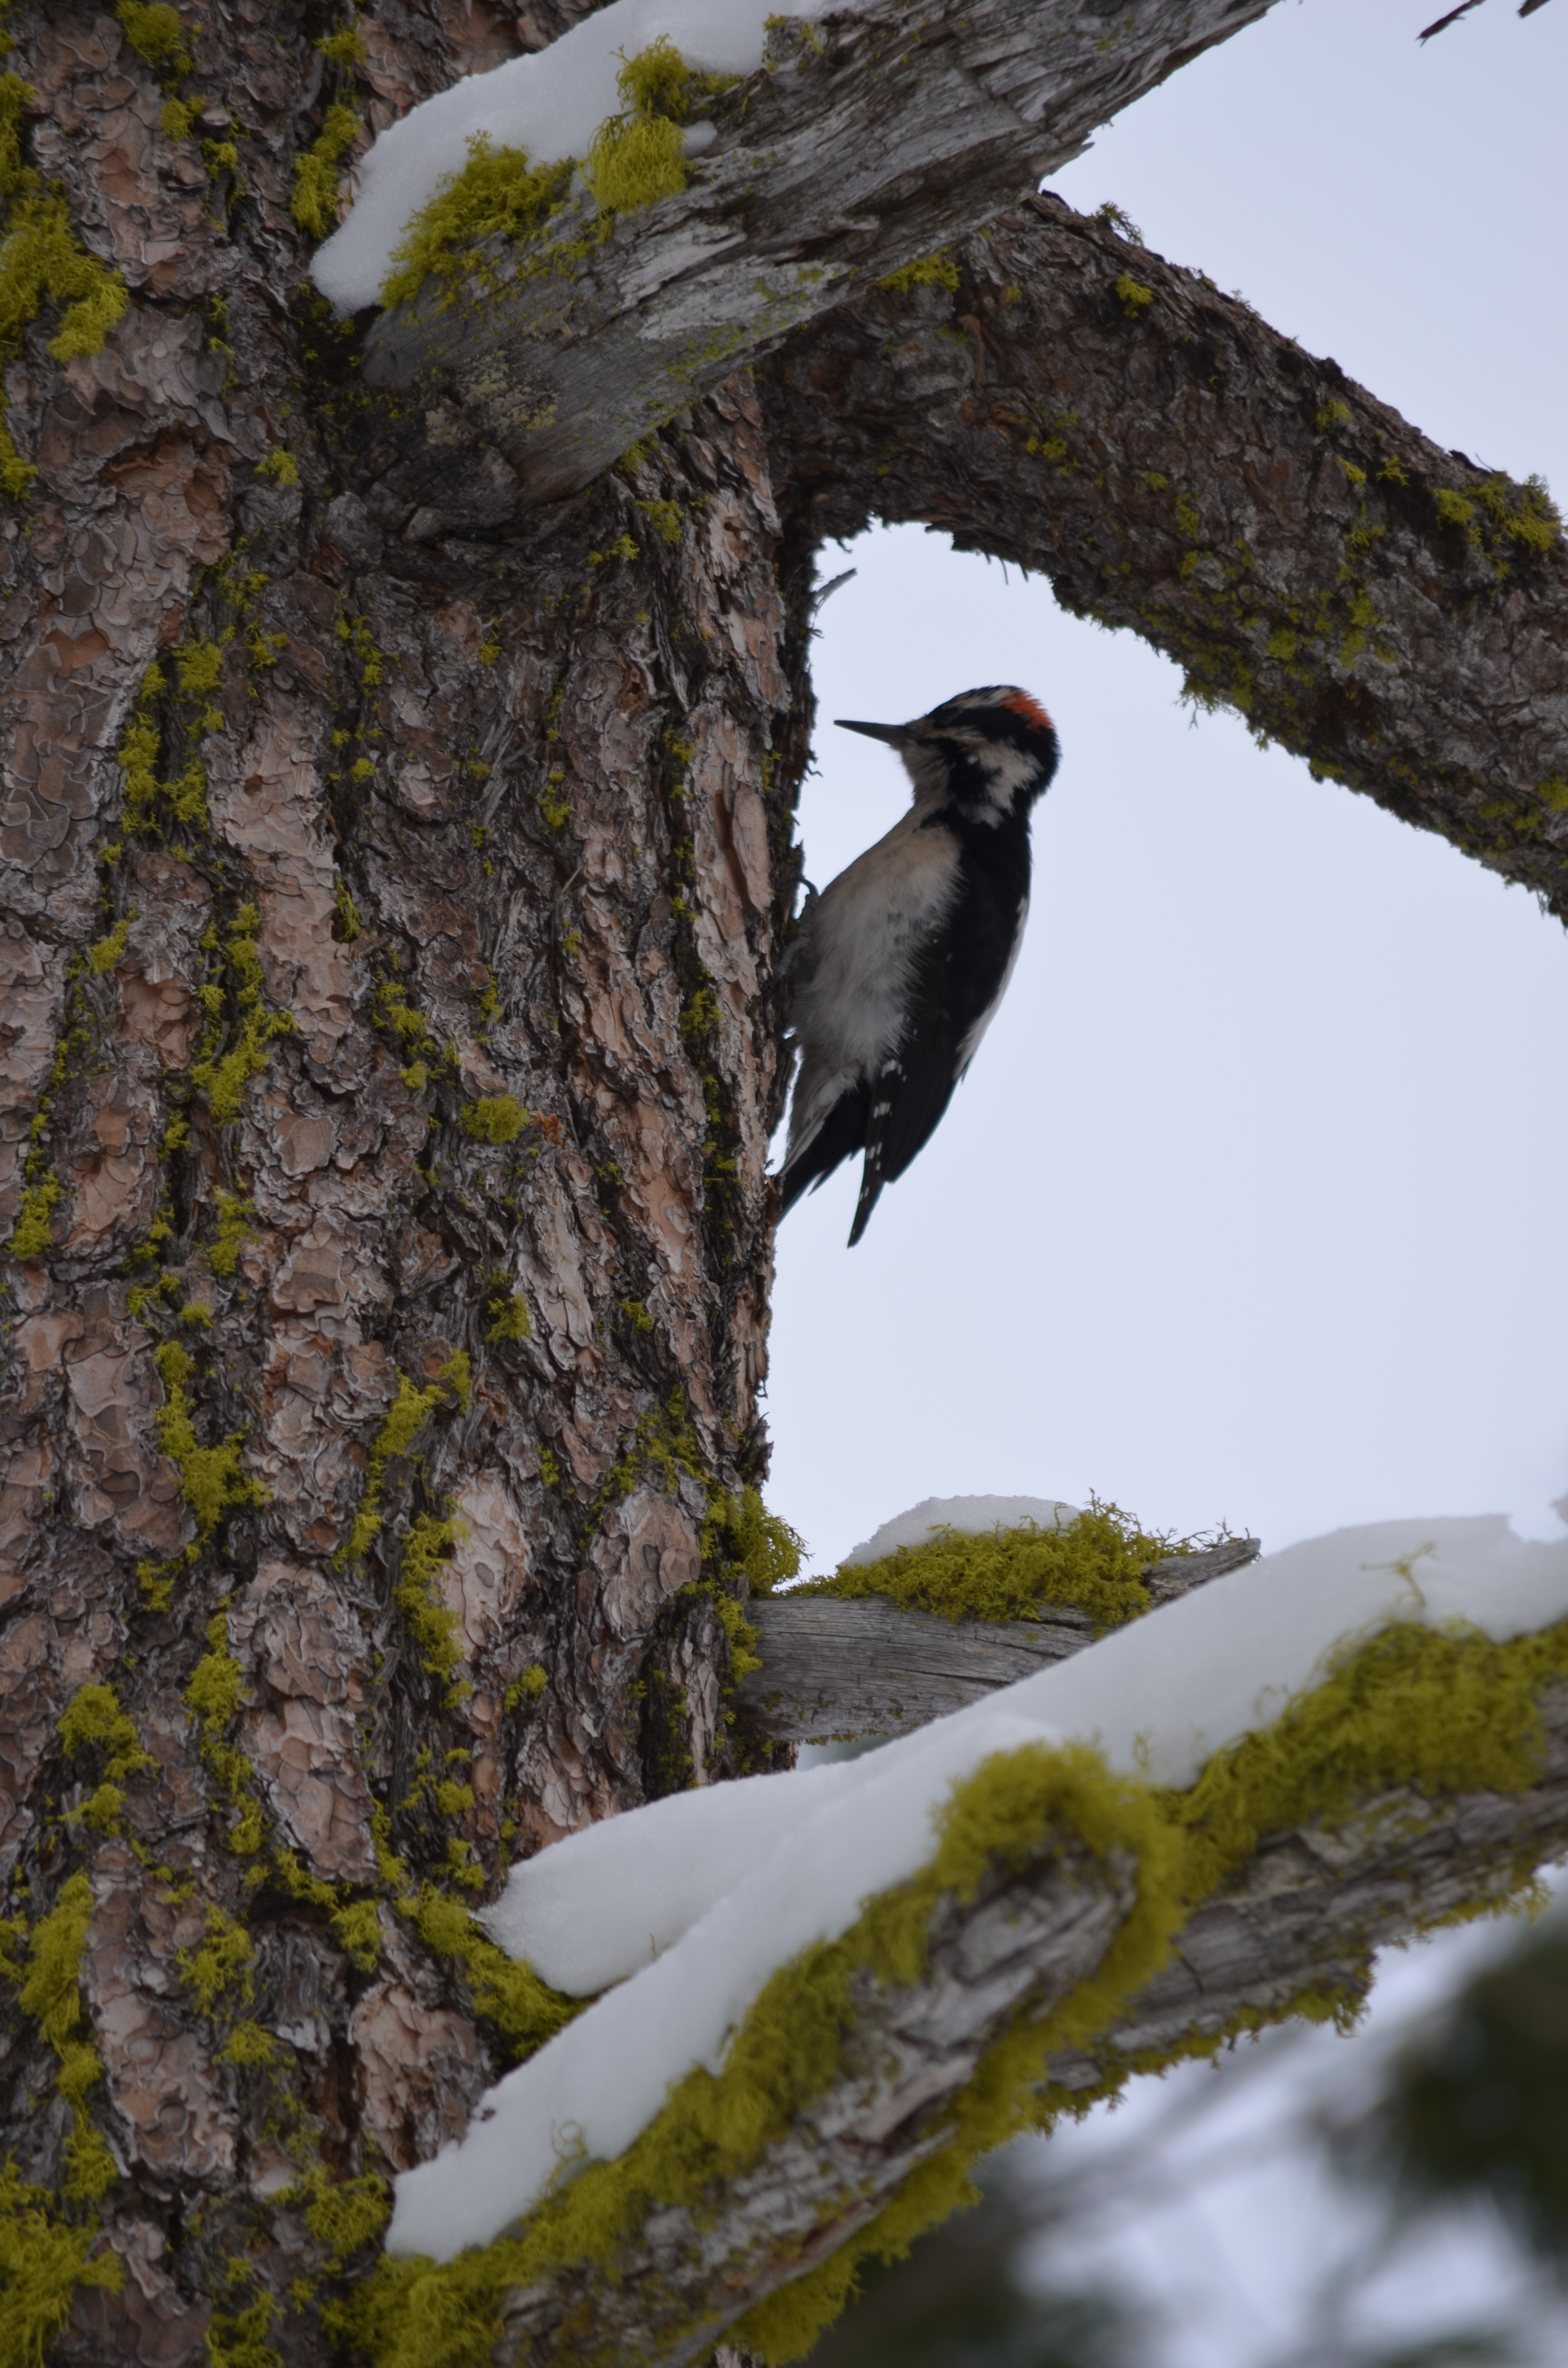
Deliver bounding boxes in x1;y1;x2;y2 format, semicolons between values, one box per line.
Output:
347;0;1280;504
365;1517;1568;2366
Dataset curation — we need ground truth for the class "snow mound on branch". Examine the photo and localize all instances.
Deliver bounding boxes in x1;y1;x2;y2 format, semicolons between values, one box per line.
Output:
403;1702;1056;2264
840;1493;1082;1566
489;1493;1084;1996
481;1750;871;1998
388;1512;1568;2263
311;0;872;315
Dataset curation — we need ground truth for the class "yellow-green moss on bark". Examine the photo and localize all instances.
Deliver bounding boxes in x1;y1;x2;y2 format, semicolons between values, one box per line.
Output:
335;1355;470;1572
0;1875;120;2210
183;1611;266;1855
57;1682;154;1839
6;1171;61;1261
152;1339;267;1536
395;1513;469;1700
795;1503;1180;1635
190;903;298;1127
482;1276;532;1343
375;39;735;313
292;101;361;242
0;2160;120;2366
460;1094;527;1144
1;69;127;498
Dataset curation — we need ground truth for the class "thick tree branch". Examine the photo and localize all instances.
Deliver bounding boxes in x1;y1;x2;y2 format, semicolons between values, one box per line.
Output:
480;1689;1568;2367
738;1538;1261;1742
762;197;1568;917
361;0;1280;502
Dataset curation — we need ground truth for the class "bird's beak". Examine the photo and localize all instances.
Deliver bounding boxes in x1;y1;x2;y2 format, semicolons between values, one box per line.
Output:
835;718;908;746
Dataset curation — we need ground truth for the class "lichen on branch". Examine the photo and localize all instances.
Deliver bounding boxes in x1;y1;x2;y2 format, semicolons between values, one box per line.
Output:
379;135;573;310
375;38;733;314
796;1503;1192;1634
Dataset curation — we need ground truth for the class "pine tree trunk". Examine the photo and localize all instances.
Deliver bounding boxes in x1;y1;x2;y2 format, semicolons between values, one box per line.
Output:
1;6;806;2353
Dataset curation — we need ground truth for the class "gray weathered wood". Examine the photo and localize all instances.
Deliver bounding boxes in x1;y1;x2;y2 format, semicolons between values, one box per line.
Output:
737;1538;1262;1742
362;0;1282;505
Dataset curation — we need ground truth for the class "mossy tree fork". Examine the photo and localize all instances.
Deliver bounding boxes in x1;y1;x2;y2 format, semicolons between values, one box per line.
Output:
0;1;1564;2362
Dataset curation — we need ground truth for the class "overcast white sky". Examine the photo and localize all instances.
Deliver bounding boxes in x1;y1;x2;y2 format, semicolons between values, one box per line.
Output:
765;0;1568;1575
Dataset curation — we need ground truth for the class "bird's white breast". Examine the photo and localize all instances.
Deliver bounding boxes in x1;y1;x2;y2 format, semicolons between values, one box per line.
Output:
794;805;960;1076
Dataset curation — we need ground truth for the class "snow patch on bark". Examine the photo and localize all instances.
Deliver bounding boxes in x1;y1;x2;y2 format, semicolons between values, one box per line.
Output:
840;1493;1082;1566
311;0;872;313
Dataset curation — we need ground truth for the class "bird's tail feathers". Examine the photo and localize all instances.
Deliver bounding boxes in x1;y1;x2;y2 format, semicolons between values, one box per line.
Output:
847;1083;895;1246
847;1159;884;1247
774;1148;819;1220
774;1078;870;1224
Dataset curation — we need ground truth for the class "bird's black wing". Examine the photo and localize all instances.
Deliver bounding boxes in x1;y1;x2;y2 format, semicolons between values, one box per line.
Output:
776;1078;870;1217
848;842;1026;1246
847;1006;961;1246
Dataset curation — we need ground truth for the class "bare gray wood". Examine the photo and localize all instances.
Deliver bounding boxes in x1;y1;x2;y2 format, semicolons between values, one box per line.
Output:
737;1538;1262;1742
363;0;1282;504
1145;1537;1262;1604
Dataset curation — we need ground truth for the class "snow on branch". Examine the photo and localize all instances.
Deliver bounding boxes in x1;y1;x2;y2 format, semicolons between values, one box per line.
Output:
358;1515;1568;2366
327;0;1282;504
763;195;1568;920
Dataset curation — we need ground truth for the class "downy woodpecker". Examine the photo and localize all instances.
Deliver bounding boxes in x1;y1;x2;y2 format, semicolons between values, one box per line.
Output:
777;686;1060;1246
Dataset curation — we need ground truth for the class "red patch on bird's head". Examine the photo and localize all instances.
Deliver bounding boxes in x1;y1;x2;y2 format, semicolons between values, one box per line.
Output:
1000;688;1053;732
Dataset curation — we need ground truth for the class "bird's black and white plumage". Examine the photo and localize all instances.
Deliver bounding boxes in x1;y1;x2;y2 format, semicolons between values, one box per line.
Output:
776;685;1061;1246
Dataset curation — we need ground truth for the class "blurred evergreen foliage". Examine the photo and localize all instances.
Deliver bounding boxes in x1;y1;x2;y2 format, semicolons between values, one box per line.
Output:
803;2163;1135;2368
800;1916;1568;2368
1368;1928;1568;2260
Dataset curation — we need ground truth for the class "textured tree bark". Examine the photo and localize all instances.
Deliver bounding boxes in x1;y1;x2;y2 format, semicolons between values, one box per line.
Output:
3;3;1565;2363
1;4;805;2357
761;195;1568;915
